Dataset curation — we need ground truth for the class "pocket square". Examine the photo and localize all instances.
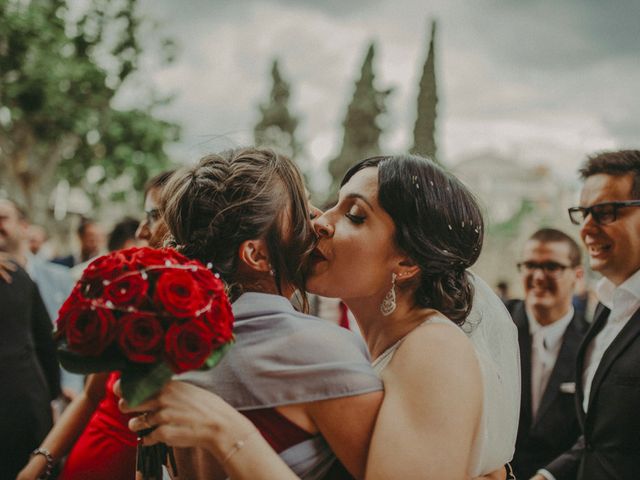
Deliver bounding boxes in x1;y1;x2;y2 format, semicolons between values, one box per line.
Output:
560;382;576;394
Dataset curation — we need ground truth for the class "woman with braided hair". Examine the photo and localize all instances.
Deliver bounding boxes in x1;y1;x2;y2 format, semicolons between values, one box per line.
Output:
120;152;519;479
145;147;382;480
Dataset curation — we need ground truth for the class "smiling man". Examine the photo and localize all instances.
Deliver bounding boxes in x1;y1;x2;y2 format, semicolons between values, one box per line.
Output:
536;150;640;480
507;228;587;480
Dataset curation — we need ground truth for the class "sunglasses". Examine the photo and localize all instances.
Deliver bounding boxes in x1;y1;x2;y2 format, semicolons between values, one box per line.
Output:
517;261;572;276
568;200;640;226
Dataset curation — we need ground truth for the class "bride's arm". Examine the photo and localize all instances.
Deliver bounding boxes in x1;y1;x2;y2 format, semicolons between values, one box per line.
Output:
365;323;483;480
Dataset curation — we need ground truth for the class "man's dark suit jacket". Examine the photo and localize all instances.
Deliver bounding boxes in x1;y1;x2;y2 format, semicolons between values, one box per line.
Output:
0;266;61;479
546;302;640;480
507;300;587;480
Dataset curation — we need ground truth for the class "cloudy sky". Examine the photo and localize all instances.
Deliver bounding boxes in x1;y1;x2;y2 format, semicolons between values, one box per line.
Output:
121;0;640;189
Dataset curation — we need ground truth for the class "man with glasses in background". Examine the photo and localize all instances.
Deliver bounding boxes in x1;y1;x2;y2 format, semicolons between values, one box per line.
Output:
534;150;640;480
507;228;588;480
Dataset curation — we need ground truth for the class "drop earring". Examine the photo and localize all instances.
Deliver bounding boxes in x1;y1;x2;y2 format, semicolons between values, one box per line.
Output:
380;273;397;316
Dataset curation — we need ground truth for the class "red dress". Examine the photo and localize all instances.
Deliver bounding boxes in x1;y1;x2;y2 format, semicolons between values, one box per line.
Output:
59;372;137;480
59;375;326;478
243;407;311;453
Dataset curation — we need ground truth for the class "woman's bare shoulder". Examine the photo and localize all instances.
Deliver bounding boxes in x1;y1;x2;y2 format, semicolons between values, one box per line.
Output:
385;313;480;392
405;312;472;355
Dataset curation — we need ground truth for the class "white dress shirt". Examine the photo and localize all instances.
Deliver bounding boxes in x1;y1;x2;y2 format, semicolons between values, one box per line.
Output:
538;270;640;480
527;306;574;419
581;268;640;412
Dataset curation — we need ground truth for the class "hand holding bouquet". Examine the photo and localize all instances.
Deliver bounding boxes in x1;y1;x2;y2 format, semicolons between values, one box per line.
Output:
55;247;234;478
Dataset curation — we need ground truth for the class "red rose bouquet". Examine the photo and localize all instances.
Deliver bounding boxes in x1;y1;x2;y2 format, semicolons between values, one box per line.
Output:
55;246;234;479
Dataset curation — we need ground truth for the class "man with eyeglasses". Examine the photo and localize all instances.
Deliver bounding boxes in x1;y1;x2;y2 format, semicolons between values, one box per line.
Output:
534;150;640;480
507;228;588;480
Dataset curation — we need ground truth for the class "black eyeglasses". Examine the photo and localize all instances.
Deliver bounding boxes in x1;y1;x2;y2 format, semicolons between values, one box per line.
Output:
568;200;640;226
517;261;572;276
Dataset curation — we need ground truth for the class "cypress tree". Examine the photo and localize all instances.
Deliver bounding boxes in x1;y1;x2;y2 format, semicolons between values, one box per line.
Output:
328;43;391;198
411;20;439;164
254;59;299;159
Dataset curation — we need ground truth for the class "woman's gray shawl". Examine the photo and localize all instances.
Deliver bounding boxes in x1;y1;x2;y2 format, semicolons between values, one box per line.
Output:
178;292;382;479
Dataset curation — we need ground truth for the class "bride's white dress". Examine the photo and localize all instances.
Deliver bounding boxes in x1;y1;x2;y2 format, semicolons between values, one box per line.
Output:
372;272;520;476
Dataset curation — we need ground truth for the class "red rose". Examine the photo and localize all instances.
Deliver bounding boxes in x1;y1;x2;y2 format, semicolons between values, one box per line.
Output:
103;272;149;307
117;246;142;257
190;264;225;298
65;305;117;356
154;270;207;318
81;252;130;296
164;320;214;372
130;247;187;270
118;313;164;363
201;298;234;347
55;284;84;337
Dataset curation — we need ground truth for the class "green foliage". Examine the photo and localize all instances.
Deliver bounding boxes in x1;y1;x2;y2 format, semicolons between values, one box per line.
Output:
120;361;174;407
327;43;392;200
203;341;233;368
0;0;179;221
411;20;439;164
254;58;300;160
120;342;232;407
58;109;179;206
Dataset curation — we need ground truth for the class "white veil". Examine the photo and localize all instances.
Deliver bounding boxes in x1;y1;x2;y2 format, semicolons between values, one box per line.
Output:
464;272;521;475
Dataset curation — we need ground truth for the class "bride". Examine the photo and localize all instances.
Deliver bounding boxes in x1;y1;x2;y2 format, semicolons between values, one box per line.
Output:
121;153;519;479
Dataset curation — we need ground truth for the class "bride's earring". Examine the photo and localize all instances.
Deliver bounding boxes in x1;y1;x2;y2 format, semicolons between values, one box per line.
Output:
380;273;397;316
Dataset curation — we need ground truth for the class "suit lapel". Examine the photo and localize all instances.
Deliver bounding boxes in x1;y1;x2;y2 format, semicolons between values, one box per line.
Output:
575;303;609;427
513;302;533;427
586;306;640;414
533;314;582;425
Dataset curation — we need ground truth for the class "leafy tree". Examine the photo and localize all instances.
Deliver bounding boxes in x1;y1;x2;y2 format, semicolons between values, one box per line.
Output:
411;20;439;164
327;43;391;199
0;0;179;223
254;58;300;161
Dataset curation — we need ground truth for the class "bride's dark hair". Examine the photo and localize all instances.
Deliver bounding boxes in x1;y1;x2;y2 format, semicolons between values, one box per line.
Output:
342;154;484;325
162;147;314;308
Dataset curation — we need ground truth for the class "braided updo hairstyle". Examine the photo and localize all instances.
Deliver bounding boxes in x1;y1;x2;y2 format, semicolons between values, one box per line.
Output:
162;147;315;306
341;154;484;326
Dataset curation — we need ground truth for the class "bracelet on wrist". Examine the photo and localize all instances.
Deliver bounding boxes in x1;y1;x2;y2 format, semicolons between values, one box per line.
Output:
222;429;260;465
30;447;54;479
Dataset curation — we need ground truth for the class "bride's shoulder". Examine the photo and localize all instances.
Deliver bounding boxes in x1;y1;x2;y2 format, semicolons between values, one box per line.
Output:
409;310;469;344
391;313;478;378
384;315;482;405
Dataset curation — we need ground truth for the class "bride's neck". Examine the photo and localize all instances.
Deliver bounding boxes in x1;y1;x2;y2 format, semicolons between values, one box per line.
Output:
347;296;430;361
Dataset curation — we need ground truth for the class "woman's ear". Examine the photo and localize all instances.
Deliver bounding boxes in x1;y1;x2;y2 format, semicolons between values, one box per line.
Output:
396;258;421;282
238;239;271;273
